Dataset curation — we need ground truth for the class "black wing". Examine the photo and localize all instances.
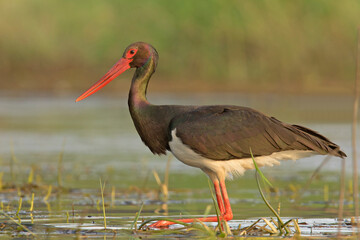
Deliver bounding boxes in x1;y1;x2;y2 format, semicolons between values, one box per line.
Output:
169;105;346;160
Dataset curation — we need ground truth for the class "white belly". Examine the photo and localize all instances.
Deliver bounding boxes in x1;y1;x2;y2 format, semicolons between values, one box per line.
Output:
168;129;316;180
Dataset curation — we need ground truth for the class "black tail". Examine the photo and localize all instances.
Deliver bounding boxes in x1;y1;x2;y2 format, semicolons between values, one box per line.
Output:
292;124;347;158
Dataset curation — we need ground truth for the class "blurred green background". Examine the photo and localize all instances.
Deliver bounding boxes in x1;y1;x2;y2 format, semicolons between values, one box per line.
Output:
1;0;360;95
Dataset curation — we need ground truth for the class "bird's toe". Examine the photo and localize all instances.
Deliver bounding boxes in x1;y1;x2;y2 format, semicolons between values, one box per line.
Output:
148;220;173;228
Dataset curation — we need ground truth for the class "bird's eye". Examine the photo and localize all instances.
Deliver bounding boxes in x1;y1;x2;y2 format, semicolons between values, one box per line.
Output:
126;49;137;58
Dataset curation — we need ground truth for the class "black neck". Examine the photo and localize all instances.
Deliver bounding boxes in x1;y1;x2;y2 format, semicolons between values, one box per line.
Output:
127;55;173;155
128;56;157;108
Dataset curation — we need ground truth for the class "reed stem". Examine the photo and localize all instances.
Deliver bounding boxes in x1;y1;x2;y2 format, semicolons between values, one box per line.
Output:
351;26;360;229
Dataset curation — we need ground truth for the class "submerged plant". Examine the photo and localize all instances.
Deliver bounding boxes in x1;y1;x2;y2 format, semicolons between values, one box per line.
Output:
0;210;35;236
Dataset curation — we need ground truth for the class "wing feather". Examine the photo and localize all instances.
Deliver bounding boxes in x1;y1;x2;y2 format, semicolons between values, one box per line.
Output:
169;106;345;160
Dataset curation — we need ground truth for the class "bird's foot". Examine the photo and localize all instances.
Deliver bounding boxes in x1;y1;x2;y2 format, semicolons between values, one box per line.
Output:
148;220;174;228
148;216;228;228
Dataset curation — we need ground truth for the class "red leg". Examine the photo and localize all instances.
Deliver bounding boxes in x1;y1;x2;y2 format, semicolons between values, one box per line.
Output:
148;179;232;228
220;179;233;221
213;179;226;215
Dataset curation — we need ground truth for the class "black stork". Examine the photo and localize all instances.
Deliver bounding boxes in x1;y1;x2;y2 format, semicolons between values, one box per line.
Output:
76;42;346;228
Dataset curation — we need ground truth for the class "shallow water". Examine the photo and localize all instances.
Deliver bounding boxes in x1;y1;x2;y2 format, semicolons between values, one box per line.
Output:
0;93;358;238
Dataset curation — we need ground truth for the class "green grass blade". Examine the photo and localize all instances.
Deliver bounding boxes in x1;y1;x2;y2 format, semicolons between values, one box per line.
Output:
131;202;144;230
99;178;106;230
250;148;290;234
250;148;273;187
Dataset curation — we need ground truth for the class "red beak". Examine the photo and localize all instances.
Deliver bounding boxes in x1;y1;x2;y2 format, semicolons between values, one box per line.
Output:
76;58;132;102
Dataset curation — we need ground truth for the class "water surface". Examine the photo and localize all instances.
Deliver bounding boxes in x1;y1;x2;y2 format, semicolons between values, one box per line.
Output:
0;93;358;238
